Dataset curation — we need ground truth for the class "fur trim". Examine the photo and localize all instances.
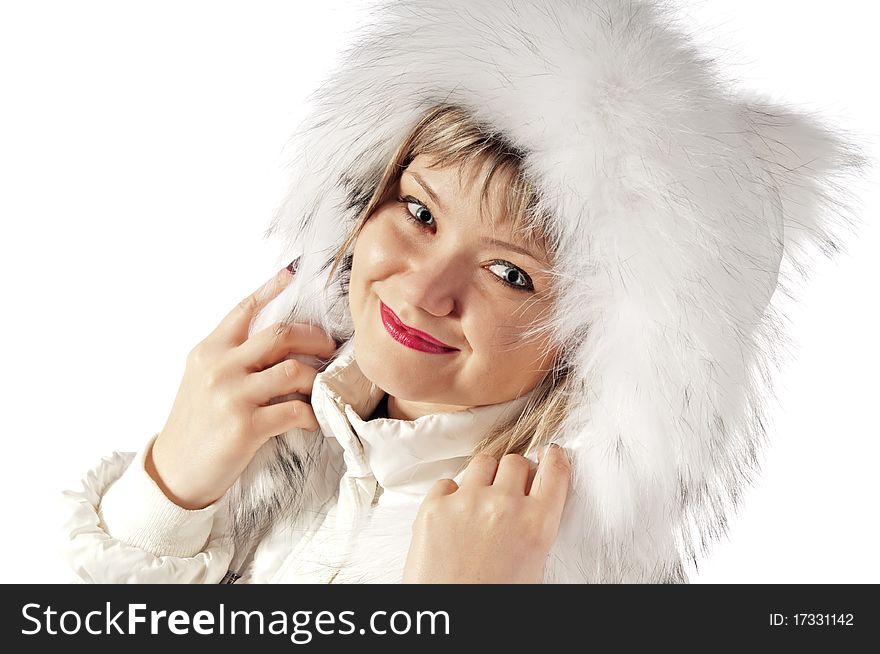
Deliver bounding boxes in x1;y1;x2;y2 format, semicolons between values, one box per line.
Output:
230;0;869;582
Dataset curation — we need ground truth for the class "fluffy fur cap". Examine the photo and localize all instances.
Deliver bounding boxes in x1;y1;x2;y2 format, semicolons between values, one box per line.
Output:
231;0;869;582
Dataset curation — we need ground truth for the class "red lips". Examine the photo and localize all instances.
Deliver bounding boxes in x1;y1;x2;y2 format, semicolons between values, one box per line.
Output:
380;301;458;353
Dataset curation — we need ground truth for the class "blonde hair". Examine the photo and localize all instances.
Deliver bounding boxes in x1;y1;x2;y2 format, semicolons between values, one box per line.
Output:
326;104;577;460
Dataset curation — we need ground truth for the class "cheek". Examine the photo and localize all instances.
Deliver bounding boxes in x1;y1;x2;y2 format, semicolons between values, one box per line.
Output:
477;306;531;343
349;215;401;317
463;306;517;354
468;300;556;363
352;214;402;276
492;340;553;390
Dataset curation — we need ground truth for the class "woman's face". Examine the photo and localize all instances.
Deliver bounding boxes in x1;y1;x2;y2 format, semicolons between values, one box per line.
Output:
348;153;559;415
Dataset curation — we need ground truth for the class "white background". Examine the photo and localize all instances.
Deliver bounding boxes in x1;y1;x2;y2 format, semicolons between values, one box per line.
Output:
1;0;877;584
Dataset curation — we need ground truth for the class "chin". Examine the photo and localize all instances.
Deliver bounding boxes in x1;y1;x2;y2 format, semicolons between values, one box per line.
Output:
354;336;447;400
356;339;413;393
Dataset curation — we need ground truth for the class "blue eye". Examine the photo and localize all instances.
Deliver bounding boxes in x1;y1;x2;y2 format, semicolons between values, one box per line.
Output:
396;195;535;293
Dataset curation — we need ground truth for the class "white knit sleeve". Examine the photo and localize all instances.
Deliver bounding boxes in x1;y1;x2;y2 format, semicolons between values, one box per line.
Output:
60;435;235;584
97;433;221;558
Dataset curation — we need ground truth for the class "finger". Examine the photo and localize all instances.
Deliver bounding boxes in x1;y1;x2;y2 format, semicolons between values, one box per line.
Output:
526;444;549;495
233;321;338;374
213;264;298;346
251;399;320;441
491;454;531;494
425;478;459;499
526;442;550;494
528;444;571;515
459;453;498;488
242;356;320;405
524;460;539;495
537;441;547;464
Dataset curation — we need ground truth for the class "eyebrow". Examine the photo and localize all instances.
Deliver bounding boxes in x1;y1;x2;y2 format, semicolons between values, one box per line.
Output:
404;170;547;264
406;170;447;213
481;236;546;264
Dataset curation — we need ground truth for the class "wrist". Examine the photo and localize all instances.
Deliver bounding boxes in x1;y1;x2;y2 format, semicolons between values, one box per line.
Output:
145;440;217;510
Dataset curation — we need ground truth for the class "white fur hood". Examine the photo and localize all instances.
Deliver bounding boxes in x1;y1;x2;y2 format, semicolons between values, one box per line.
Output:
66;0;866;584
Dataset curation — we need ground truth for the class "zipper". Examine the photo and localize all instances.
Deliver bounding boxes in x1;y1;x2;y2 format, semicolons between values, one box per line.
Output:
372;481;382;507
219;570;241;584
217;533;260;585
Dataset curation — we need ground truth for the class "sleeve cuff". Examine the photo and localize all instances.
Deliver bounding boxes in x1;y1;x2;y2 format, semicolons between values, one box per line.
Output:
97;433;224;558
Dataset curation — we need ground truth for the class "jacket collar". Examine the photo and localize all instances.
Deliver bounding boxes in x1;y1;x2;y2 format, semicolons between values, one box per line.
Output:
311;339;537;497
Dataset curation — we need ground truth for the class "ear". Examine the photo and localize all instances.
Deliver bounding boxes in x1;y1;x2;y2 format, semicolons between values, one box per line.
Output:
739;97;871;290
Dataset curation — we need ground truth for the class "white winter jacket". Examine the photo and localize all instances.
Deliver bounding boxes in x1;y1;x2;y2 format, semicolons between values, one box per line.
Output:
60;339;536;583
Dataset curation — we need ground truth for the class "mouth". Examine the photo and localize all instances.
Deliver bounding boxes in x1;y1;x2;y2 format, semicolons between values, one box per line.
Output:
379;301;458;354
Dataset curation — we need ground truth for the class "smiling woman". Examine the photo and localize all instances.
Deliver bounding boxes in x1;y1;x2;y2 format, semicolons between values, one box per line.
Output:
59;0;867;585
328;105;575;456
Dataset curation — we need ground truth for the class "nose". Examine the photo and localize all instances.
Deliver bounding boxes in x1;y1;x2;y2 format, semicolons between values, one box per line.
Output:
398;257;462;318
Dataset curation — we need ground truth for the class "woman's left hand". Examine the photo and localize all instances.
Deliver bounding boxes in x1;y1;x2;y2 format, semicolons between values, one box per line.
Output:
403;443;571;584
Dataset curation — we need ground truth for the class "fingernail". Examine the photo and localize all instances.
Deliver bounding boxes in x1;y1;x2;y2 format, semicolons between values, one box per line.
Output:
550;441;569;463
286;256;301;275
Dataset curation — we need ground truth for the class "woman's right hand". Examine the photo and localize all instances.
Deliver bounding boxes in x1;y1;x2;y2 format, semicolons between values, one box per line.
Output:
146;263;339;510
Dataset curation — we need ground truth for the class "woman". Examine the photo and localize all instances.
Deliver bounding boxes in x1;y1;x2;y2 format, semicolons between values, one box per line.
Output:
61;0;867;584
